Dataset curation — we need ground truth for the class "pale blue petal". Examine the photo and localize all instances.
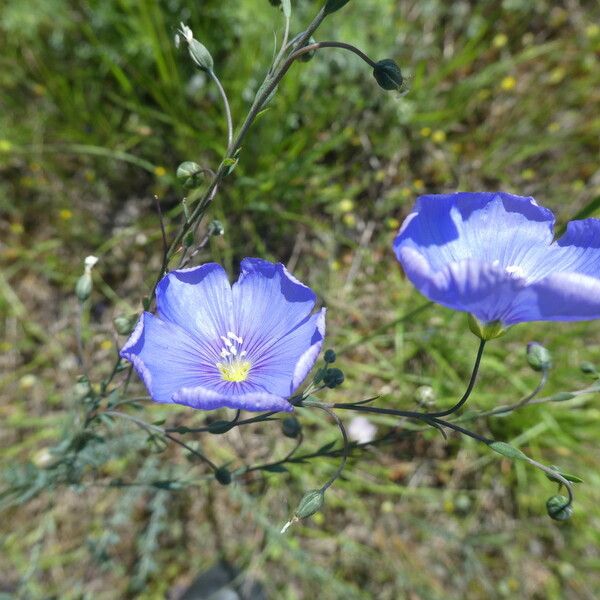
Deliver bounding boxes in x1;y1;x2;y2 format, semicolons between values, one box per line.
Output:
232;258;316;358
172;386;293;412
119;312;218;404
395;192;555;278
155;263;234;345
246;308;326;397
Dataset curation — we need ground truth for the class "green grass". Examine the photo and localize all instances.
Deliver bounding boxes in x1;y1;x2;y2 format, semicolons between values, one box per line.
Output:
1;0;600;598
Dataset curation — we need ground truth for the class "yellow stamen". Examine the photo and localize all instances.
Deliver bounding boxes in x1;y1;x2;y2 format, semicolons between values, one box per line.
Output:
217;360;251;382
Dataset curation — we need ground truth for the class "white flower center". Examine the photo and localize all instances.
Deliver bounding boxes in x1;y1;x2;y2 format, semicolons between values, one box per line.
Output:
215;331;251;382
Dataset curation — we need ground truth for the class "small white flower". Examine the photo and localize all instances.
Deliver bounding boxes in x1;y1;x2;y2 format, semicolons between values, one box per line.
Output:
178;23;194;44
348;416;377;444
84;255;99;272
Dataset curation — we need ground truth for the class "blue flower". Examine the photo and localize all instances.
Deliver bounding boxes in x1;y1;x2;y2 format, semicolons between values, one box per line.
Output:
393;192;600;326
120;258;326;412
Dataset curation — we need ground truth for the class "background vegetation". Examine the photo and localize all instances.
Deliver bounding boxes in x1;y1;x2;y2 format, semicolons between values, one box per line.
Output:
1;0;599;598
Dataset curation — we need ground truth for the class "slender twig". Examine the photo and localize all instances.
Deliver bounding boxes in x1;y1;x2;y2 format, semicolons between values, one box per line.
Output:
240;433;304;475
302;401;350;490
104;410;217;470
166;410;276;434
271;8;291;73
298;40;378;68
475;367;549;418
427;339;486;417
208;69;234;150
153;194;169;279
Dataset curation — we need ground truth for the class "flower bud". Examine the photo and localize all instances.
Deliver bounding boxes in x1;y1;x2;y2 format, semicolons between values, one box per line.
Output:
184;231;195;247
75;273;93;302
372;59;404;91
324;0;351;15
208;219;225;236
295;489;325;519
467;314;506;340
323;349;336;363
114;314;138;336
176;161;202;179
281;416;302;438
580;361;597;374
215;466;232;485
323;367;344;388
546;495;573;521
298;37;317;62
177;23;214;72
527;342;552;371
188;39;214;72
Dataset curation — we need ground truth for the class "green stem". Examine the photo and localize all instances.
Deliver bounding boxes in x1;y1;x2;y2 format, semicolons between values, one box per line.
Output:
208;69;234;150
427;338;486;417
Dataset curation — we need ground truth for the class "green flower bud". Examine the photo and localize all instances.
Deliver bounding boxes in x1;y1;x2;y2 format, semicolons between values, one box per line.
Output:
183;231;195;247
527;342;552;371
178;23;214;72
323;367;344;388
208;219;225;236
467;314;506;341
75;273;92;302
215;466;232;485
281;416;302;438
299;37;317;62
323;349;336;364
546;495;573;521
295;489;325;519
580;361;597;374
114;314;139;336
324;0;351;15
176;161;202;179
372;59;404;91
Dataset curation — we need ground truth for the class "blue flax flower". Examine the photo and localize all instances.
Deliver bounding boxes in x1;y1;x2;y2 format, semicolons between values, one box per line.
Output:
120;258;326;412
393;192;600;326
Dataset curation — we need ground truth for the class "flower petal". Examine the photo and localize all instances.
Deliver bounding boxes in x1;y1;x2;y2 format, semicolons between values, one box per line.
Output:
119;312;216;404
232;258;317;357
394;192;555;276
398;248;528;323
551;219;600;277
155;263;233;345
521;272;600;322
172;386;293;412
245;308;326;397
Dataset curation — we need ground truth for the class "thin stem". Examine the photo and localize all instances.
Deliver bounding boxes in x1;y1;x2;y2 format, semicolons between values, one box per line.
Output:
271;10;291;73
331;403;494;446
154;194;168;279
166;410;277;434
427;338;486;418
208;69;234;150
104;410;217;470
524;456;574;512
75;301;89;379
240;433;304;475
302;401;349;491
476;368;549;418
301;41;378;67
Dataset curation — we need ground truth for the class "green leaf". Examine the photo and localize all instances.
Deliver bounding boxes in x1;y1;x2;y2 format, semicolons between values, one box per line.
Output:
317;440;336;454
546;466;584;484
208;420;234;434
489;441;528;461
262;464;288;473
548;392;576;402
